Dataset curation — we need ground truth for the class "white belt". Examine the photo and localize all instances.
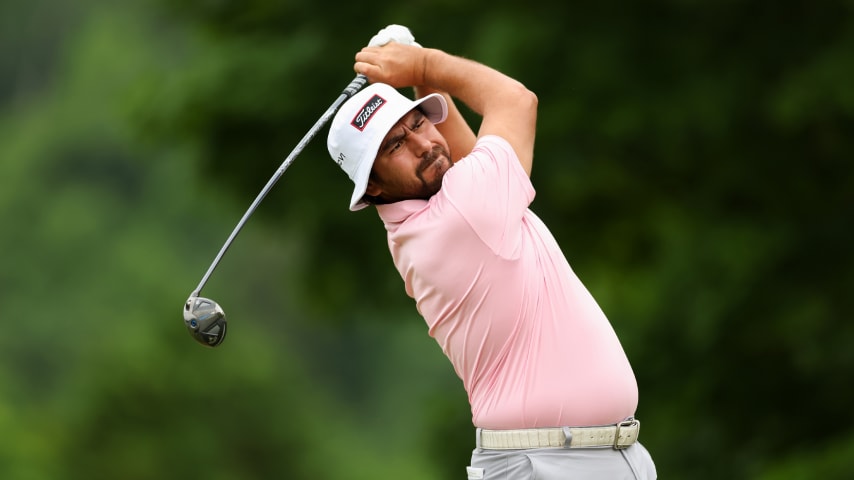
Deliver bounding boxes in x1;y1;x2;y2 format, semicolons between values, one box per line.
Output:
478;419;640;450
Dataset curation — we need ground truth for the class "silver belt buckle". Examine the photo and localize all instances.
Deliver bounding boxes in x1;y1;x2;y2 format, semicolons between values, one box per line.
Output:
613;418;638;450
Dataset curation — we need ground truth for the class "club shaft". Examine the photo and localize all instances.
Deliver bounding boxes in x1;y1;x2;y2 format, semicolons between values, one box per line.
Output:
191;74;368;297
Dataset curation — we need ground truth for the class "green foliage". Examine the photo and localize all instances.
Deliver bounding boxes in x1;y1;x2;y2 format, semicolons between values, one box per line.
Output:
0;3;444;479
2;0;852;478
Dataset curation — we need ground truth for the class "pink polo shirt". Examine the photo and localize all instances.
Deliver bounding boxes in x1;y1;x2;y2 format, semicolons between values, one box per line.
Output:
376;135;638;429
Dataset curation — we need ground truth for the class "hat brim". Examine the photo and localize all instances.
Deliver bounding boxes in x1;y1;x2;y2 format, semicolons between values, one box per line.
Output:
348;93;448;211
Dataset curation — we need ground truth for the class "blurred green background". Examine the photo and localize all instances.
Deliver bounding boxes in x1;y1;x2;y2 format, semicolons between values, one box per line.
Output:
2;0;852;478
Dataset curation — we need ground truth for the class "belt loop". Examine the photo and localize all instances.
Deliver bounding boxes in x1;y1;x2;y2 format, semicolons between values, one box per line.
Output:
475;428;483;449
614;417;638;450
561;426;573;448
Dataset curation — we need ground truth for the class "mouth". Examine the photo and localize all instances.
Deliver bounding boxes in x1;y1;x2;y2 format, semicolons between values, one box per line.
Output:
421;156;443;172
416;158;447;187
418;147;450;175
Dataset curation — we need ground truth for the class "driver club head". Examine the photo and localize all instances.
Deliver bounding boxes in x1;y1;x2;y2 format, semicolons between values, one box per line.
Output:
180;75;368;349
184;296;227;347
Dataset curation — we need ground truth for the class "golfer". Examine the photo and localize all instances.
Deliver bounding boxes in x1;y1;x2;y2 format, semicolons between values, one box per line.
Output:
327;27;656;479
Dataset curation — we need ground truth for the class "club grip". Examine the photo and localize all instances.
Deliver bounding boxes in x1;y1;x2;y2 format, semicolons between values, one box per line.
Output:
342;74;368;98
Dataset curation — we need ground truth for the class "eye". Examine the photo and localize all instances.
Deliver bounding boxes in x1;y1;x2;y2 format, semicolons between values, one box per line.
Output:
389;140;404;153
411;119;425;130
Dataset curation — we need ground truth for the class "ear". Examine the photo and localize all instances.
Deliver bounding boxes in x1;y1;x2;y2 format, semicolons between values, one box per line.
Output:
365;178;382;197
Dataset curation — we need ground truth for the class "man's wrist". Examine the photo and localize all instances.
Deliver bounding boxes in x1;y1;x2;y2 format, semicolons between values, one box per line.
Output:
418;48;440;89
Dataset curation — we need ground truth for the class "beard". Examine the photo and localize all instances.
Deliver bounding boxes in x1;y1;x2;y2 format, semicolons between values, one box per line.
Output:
414;145;453;198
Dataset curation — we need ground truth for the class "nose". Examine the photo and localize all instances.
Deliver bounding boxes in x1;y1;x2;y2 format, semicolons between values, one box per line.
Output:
407;131;432;156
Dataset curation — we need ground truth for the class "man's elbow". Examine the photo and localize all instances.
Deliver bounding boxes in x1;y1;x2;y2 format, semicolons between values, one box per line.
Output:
513;85;538;123
523;87;539;109
512;83;538;109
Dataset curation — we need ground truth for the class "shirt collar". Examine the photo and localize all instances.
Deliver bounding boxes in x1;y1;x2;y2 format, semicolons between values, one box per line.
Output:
376;199;429;226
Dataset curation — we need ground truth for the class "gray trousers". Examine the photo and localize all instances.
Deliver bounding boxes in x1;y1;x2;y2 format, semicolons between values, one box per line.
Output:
467;442;657;479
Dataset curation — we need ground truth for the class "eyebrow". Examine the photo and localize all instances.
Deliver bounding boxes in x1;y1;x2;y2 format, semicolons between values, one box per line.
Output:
379;110;425;154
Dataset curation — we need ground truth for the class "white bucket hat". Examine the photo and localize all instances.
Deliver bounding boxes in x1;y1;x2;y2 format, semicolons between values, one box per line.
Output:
327;83;447;211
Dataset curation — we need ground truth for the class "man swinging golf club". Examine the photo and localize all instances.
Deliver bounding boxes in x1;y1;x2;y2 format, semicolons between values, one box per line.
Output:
328;26;657;479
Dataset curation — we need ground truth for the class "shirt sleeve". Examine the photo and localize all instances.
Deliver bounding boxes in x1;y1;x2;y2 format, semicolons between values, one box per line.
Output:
441;135;536;257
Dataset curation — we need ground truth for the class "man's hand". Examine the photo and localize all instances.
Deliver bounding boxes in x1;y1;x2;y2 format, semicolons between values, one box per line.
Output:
354;42;429;89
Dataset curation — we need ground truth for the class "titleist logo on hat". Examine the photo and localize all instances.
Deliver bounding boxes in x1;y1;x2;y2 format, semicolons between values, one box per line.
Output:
351;94;386;131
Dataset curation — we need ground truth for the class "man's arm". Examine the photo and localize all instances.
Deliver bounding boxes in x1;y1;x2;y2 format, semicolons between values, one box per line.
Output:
364;25;476;164
355;43;538;176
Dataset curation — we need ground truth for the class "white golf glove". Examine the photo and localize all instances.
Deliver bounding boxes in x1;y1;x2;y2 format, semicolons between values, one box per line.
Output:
368;24;422;48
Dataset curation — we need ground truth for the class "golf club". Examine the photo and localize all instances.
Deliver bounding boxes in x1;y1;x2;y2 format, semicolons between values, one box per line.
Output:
183;73;368;347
